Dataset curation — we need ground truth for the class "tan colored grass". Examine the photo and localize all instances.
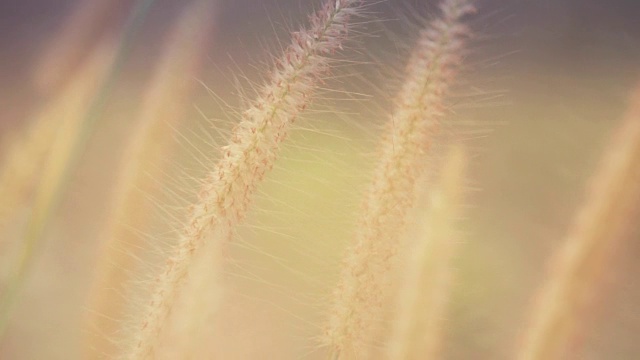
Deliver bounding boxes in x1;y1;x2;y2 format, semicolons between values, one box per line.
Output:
84;1;217;358
386;145;467;360
122;1;364;358
517;83;640;360
324;1;475;357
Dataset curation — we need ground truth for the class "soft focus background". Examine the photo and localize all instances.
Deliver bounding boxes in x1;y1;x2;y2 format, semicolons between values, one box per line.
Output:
0;0;639;359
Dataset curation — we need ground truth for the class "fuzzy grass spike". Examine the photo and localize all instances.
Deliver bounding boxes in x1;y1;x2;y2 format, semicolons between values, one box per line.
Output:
324;0;475;357
123;1;364;358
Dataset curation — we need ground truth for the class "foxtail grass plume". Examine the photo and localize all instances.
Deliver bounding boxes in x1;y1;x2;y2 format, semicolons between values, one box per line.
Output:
386;145;467;360
324;0;475;358
123;1;364;358
84;1;217;358
517;83;640;360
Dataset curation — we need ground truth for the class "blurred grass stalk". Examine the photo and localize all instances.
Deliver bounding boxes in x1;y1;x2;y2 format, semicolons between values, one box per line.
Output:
324;0;475;357
517;83;640;360
84;1;217;358
386;145;467;360
32;0;135;93
0;40;117;336
0;0;155;340
0;46;110;236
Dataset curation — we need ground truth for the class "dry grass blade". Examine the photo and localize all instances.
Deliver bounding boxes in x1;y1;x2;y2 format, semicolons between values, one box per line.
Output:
324;1;476;357
517;83;640;360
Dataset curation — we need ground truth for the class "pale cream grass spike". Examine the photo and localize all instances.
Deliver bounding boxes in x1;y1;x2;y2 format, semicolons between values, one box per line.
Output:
324;0;475;358
386;145;467;360
84;1;217;358
517;83;640;360
33;0;134;93
122;1;364;358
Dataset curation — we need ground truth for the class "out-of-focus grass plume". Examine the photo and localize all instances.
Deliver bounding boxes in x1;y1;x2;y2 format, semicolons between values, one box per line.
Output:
517;83;640;360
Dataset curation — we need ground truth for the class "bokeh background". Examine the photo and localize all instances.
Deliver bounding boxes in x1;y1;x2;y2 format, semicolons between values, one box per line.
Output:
0;0;639;359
